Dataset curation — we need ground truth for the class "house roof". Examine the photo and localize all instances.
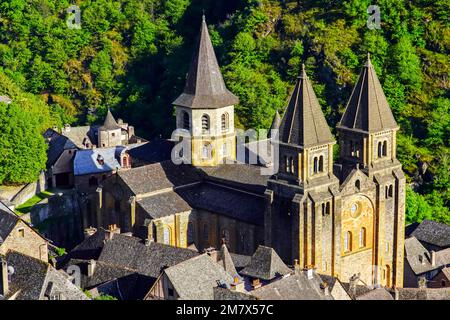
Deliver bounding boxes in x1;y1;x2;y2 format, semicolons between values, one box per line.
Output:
172;16;239;109
278;64;335;148
213;286;256;300
117;161;202;195
251;271;332;300
337;54;398;133
0;201;19;244
395;287;450;300
410;219;450;248
74;146;124;175
356;287;393;300
97;234;198;279
43;129;77;167
404;237;449;275
100;109;122;131
230;253;252;271
164;254;234;300
127;138;174;164
4;251;88;300
137;190;192;219
60;125;97;149
218;244;239;278
240;246;292;281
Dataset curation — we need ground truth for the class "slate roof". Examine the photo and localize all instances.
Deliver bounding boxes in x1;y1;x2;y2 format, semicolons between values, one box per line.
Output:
268;110;281;138
395;288;450;300
74;146;124;175
137;190;192;219
172;16;239;109
164;254;234;300
410;219;450;249
199;163;269;194
356;287;393;300
213;287;256;300
61;125;97;149
100;109;122;131
127;138;174;164
176;183;265;225
0;201;19;244
230;253;252;271
404;237;450;275
43;129;77;167
240;246;292;281
218;244;239;278
251;271;332;300
60;229;108;265
278;64;335;148
117;161;202;195
338;54;398;133
4;251;88;300
97;234;198;279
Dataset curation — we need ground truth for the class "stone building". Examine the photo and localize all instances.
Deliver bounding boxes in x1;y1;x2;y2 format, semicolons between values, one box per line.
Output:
0;201;48;263
79;16;406;289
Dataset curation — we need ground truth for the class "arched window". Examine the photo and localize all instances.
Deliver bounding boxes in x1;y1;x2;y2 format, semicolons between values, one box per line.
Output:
285;156;289;173
382;141;388;156
344;231;352;252
378;141;383;158
359;228;366;248
355;179;361;191
163;226;171;245
187;222;194;245
388;185;393;197
182;111;190;130
201;114;210;132
290;157;295;174
89;176;98;187
202;143;212;159
326;202;331;215
385;186;389;198
313;157;319;173
322;203;326;216
221;113;229;132
319;155;324;172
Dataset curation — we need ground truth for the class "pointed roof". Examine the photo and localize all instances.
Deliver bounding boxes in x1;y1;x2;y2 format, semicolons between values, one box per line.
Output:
100;109;121;131
172;16;239;109
278;64;335;148
218;244;239;278
240;246;292;281
268;110;281;139
338;54;398;133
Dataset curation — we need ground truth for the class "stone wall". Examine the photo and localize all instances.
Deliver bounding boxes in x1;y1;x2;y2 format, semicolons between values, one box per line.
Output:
9;171;46;206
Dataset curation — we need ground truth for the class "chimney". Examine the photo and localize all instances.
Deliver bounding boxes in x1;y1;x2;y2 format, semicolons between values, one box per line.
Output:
320;282;329;296
304;265;314;280
205;247;218;262
84;227;97;239
0;258;9;297
87;260;96;277
230;277;245;293
251;278;261;289
430;251;436;266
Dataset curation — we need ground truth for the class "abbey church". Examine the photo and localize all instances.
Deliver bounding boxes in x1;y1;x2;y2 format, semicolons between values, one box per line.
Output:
78;16;405;289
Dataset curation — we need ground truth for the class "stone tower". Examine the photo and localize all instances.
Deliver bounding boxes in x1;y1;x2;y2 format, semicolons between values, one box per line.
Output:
173;16;239;166
265;65;340;268
335;54;405;288
265;57;405;289
98;109;122;148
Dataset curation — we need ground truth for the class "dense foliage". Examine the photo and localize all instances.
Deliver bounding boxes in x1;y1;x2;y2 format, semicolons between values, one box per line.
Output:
0;0;448;224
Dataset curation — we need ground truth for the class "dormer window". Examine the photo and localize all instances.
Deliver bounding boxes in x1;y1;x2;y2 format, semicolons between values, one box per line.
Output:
97;154;105;165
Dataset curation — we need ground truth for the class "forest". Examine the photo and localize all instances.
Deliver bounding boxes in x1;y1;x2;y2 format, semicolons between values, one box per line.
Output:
0;0;448;224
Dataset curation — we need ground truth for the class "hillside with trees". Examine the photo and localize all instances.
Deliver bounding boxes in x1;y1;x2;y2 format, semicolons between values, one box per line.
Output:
0;0;448;224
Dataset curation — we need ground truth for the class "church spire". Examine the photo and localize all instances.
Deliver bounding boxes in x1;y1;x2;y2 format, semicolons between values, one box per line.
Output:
338;53;398;133
278;64;334;148
173;16;239;109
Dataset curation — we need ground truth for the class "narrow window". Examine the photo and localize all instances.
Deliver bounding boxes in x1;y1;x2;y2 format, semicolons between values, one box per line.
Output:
285;156;290;173
359;228;366;248
221;113;229;132
222;229;230;246
183;111;190;130
322;203;326;216
326;202;331;215
344;231;352;252
201;114;210;132
163;227;171;245
187;222;194;245
290;157;295;173
111;132;115;137
18;228;25;237
222;143;227;157
355;179;361;191
385;186;389;198
202;143;212;159
389;185;393;197
383;141;388;156
378;141;382;158
313;157;318;173
319;155;324;172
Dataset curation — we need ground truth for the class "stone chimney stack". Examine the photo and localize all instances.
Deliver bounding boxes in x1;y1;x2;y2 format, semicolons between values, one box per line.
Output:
0;258;9;297
87;260;96;277
430;251;436;266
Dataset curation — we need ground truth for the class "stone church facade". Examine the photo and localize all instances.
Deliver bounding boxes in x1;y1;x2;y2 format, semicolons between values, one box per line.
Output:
80;17;405;289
